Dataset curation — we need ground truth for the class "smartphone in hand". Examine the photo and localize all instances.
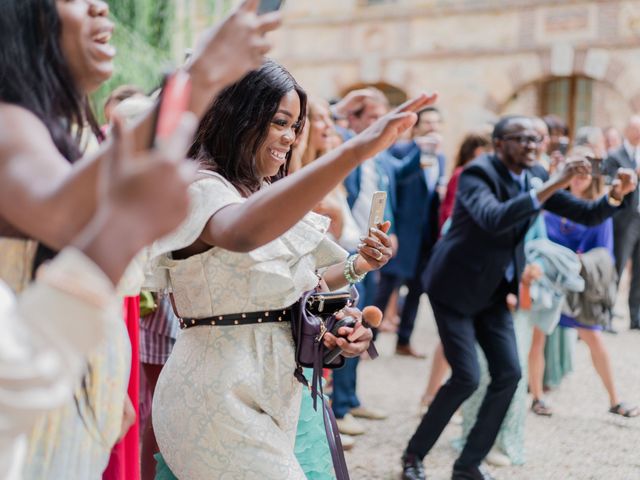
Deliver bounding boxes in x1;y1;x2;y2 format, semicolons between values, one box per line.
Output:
258;0;285;14
367;191;387;233
150;70;192;148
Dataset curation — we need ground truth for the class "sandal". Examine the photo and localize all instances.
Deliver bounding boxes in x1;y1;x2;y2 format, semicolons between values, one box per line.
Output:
531;398;553;417
609;402;640;418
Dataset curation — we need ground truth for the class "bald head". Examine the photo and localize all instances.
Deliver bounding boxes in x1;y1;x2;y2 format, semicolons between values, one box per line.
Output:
624;115;640;146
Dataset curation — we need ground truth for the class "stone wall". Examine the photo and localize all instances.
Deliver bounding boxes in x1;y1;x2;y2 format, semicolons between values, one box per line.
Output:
268;0;640;164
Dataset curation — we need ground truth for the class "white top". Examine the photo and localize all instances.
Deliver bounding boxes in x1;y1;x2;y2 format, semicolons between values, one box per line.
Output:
351;159;378;233
148;171;348;317
0;248;116;480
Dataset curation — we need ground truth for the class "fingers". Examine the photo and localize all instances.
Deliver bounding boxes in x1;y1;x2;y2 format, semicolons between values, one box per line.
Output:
387;111;419;134
379;220;391;234
359;246;384;262
360;235;384;251
239;0;259;12
257;12;283;35
367;226;392;247
395;92;438;114
110;115;132;175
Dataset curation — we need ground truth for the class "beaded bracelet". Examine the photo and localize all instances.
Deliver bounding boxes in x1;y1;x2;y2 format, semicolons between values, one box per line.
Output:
343;254;367;284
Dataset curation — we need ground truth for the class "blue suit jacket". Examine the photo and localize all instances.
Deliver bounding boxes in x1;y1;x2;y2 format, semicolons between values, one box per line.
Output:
423;153;624;316
380;143;444;278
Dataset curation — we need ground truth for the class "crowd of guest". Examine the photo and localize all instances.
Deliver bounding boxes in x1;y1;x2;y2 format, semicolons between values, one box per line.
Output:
1;1;639;480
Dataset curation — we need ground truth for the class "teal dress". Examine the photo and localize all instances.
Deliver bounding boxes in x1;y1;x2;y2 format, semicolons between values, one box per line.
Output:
294;368;335;479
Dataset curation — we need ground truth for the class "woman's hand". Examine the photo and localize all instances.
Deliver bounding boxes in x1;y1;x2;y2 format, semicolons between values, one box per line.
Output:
322;307;373;357
355;221;393;272
187;0;282;117
345;92;438;163
610;168;637;201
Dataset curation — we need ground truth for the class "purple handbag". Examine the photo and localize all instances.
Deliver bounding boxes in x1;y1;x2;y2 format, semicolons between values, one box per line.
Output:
290;288;359;480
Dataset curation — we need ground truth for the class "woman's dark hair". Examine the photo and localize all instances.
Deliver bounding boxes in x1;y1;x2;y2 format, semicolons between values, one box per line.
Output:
454;131;492;169
189;60;307;197
0;0;103;163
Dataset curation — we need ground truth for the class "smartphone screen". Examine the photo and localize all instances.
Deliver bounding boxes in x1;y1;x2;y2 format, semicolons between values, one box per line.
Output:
258;0;285;14
367;191;387;232
151;70;192;147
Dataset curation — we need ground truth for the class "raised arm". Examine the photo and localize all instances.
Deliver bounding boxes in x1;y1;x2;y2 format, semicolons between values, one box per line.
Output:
0;0;280;249
539;159;636;226
199;94;437;252
456;165;539;235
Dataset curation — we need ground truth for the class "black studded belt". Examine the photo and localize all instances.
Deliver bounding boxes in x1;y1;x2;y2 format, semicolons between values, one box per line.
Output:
179;306;294;329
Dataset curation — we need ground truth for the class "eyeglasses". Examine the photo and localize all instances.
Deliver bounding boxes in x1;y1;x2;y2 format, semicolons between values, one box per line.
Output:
502;134;543;145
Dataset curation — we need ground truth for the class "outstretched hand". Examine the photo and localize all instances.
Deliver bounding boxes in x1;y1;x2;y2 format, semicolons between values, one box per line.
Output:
100;114;198;244
346;92;438;162
356;221;393;271
76;113;198;284
610;168;637;201
187;0;282;117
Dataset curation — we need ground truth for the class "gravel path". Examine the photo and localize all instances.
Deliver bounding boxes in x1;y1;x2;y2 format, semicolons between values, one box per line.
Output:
345;297;640;480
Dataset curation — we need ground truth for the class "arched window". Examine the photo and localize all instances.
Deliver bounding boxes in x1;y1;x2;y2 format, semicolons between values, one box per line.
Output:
541;76;593;135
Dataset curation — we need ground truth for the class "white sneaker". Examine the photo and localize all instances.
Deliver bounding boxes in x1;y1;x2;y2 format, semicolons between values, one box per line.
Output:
336;413;366;436
340;434;355;451
485;447;512;467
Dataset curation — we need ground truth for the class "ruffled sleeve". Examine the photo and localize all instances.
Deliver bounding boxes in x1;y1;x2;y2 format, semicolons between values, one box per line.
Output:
150;172;243;258
143;172;243;291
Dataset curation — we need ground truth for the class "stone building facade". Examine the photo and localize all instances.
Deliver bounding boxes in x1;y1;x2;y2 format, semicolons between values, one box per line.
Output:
265;0;640;161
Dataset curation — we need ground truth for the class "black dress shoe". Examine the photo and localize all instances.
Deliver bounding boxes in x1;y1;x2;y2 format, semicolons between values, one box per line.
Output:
451;464;496;480
401;451;426;480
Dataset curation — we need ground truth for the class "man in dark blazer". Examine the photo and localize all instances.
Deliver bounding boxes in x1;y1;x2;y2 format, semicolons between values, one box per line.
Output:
400;116;637;480
604;116;640;329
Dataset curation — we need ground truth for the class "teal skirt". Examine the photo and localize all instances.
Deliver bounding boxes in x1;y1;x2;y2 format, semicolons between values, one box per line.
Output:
294;369;335;479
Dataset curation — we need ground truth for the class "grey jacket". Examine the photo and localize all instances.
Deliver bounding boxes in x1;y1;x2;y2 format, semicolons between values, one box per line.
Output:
564;248;618;328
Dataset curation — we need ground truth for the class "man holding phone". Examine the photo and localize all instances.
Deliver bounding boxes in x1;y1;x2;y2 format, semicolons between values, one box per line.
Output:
380;107;446;358
401;115;636;480
336;87;400;438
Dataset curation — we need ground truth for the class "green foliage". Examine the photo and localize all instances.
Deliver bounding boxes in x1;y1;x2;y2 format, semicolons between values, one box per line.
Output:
90;0;175;122
90;0;237;122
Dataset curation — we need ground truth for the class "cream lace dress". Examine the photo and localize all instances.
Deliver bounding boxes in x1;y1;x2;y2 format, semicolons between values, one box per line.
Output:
150;172;347;480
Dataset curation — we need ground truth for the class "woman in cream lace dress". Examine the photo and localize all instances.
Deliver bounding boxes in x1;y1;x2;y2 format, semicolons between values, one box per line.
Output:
149;61;413;479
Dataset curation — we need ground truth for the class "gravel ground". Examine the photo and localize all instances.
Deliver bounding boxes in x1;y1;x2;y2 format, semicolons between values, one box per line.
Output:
344;295;640;480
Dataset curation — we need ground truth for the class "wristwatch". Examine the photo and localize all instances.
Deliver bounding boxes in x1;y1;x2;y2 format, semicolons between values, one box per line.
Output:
607;192;622;207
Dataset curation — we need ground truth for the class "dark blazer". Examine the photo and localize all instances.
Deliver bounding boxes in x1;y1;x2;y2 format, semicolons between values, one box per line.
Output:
423;153;622;316
384;143;443;278
604;145;640;223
